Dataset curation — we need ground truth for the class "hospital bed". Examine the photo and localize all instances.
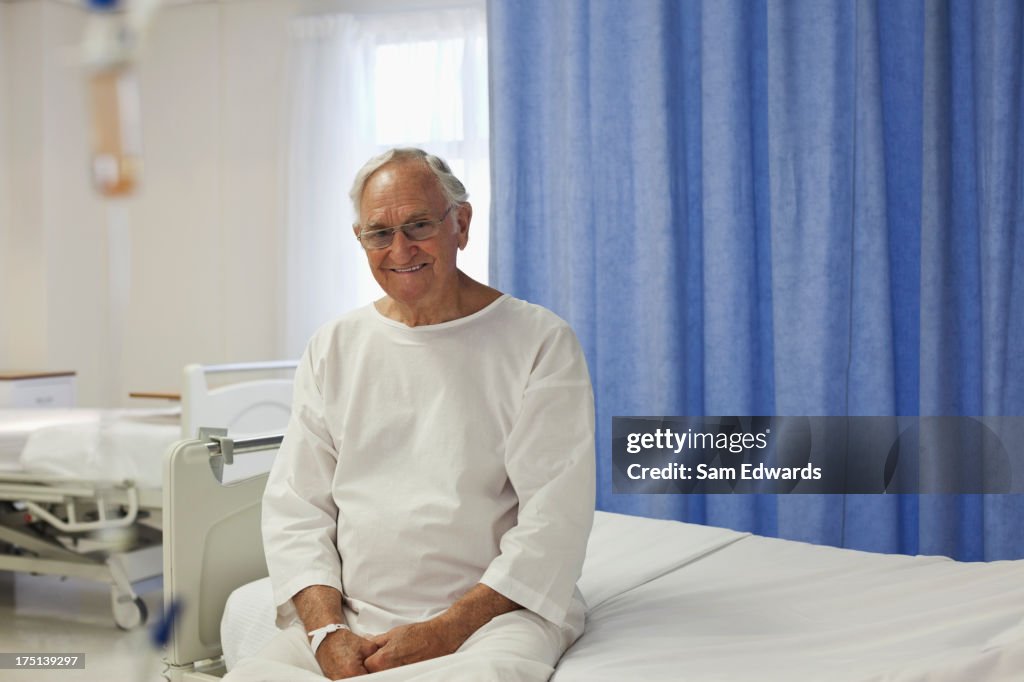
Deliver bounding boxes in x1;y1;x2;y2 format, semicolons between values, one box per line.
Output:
163;434;1024;681
0;361;296;629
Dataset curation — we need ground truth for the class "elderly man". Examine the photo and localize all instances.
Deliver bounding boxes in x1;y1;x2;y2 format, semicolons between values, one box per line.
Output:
225;148;595;681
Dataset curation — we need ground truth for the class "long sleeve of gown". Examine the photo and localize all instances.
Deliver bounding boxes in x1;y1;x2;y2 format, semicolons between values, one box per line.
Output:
262;343;343;628
480;324;596;626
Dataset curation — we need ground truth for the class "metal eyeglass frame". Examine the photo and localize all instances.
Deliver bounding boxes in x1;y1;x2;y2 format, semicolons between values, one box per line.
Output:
355;204;456;250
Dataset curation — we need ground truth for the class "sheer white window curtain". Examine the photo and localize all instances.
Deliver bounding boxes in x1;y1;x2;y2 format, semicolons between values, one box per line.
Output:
281;7;489;357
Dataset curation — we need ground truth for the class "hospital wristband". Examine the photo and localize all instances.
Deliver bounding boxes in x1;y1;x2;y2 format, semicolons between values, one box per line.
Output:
307;623;350;655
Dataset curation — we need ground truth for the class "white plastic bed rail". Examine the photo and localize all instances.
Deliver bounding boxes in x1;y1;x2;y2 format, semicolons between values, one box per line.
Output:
163;432;284;681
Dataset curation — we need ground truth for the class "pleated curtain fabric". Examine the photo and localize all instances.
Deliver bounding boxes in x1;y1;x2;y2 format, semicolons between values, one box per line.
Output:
487;0;1024;560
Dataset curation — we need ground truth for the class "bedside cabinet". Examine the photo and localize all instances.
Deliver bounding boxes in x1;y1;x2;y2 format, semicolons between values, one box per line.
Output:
0;371;77;408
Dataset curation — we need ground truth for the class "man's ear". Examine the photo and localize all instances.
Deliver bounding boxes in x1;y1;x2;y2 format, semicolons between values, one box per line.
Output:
456;202;472;250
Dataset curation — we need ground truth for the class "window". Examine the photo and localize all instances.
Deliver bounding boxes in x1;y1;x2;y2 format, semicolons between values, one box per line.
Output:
282;6;488;356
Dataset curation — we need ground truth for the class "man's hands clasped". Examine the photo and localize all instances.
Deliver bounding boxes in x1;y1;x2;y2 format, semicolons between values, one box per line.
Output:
315;616;464;679
314;628;380;679
365;618;463;673
300;583;518;679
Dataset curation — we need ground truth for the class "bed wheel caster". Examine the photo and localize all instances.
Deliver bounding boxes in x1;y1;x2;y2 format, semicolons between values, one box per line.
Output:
112;593;149;630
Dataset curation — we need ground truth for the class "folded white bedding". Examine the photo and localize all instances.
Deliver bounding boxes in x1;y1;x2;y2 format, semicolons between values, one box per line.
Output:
0;409;113;470
222;578;277;669
13;408;181;487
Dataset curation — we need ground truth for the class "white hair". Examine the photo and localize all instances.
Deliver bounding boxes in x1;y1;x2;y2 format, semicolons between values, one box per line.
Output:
349;148;469;218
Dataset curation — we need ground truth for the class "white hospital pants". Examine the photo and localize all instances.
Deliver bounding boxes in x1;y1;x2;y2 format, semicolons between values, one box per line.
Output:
222;601;584;682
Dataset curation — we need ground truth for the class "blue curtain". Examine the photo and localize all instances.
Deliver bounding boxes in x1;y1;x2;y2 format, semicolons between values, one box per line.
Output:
487;0;1024;560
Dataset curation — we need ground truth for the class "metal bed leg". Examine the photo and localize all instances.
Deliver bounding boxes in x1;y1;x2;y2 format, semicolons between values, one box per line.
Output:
107;554;148;629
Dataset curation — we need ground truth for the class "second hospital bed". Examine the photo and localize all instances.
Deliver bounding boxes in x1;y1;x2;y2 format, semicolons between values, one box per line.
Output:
0;361;296;628
162;434;1024;681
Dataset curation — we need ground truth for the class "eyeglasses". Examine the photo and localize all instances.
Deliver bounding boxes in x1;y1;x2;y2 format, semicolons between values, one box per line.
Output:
356;205;455;250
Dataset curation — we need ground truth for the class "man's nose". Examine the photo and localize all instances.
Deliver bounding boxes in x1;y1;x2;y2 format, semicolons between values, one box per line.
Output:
389;230;417;260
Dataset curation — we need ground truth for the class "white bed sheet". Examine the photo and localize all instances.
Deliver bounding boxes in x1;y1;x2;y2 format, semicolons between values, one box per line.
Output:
553;523;1024;681
0;408;180;487
220;512;1024;680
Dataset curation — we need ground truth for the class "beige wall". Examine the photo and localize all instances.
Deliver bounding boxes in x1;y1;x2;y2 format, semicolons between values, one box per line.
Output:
0;1;9;366
121;0;294;406
3;0;52;376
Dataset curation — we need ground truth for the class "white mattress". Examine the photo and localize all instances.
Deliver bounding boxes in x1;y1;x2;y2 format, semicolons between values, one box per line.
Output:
0;408;180;487
554;517;1024;681
221;511;1024;680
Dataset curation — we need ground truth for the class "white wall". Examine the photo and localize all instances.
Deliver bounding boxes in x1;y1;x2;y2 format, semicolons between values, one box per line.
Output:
121;0;294;406
0;0;481;406
0;1;9;366
3;0;55;376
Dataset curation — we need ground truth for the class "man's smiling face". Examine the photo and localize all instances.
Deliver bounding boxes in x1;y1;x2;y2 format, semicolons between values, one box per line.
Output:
356;160;469;311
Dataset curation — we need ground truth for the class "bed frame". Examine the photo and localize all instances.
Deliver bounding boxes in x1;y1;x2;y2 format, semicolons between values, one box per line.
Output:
0;361;295;629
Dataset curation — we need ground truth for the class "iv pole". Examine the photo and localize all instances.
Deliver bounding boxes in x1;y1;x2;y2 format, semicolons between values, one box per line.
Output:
81;0;160;406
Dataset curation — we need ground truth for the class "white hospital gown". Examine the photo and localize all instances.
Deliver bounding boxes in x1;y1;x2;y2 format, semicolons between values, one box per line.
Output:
247;295;595;680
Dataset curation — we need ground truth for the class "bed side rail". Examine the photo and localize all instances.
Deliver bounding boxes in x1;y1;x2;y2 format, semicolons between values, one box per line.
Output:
180;361;298;440
163;433;283;675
